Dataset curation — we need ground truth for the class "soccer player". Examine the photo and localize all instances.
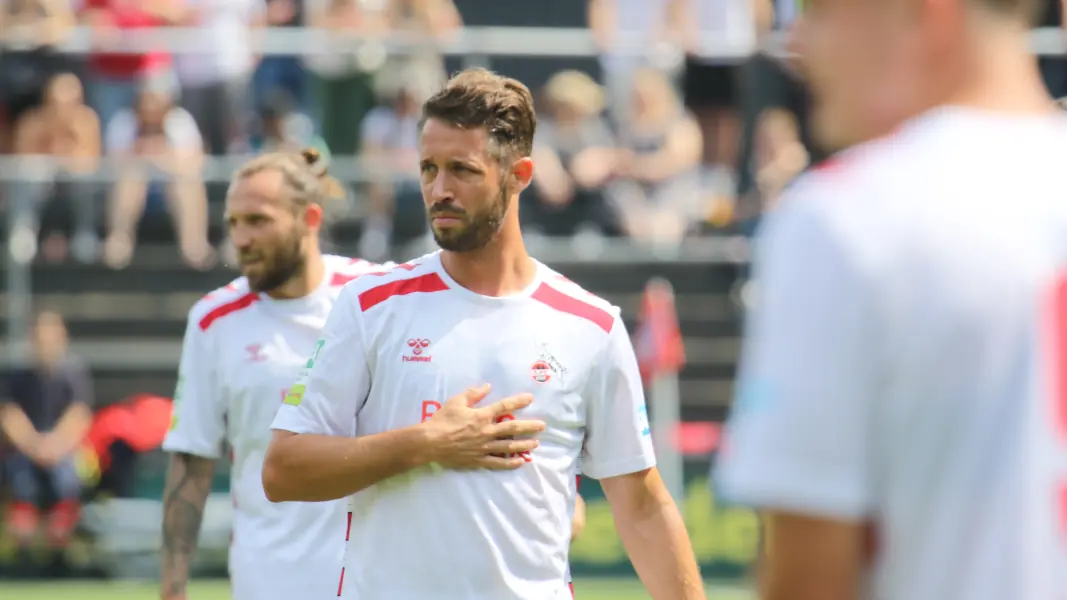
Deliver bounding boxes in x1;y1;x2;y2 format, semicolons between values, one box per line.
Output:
714;1;1067;599
263;69;705;599
159;149;387;600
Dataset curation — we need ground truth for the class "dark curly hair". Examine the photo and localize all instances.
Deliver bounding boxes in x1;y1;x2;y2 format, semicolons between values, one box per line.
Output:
420;68;537;162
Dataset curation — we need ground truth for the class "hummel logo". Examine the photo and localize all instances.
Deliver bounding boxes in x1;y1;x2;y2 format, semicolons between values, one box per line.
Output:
403;338;432;362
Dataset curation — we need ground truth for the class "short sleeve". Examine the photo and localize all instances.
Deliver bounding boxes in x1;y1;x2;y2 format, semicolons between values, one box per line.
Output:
163;108;204;151
582;117;615;148
162;311;226;459
580;318;657;480
271;285;370;436
713;196;882;520
103;110;137;154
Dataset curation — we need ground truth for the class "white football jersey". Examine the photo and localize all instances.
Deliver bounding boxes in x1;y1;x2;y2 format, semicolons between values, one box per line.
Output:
271;251;656;600
715;107;1067;600
163;254;386;600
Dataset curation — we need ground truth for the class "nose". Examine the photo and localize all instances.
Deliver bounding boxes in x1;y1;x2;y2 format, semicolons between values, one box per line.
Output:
229;222;254;252
427;171;453;205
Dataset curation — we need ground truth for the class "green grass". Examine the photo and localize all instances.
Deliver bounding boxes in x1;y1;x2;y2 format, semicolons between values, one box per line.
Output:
5;578;754;600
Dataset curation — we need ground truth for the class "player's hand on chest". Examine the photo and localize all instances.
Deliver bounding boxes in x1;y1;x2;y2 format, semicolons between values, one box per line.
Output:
384;324;587;430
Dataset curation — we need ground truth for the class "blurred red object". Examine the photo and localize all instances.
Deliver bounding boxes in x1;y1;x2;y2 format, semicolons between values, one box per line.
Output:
84;393;173;470
633;277;687;385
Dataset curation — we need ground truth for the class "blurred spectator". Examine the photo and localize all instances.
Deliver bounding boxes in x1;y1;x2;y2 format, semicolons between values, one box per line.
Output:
252;0;308;110
734;108;806;235
734;0;821;204
587;0;678;124
1;311;93;564
1039;0;1067;98
101;76;212;270
10;73;102;263
378;0;460;75
174;0;267;155
527;70;623;237
305;0;456;157
80;0;181;130
0;0;76;153
612;68;703;243
304;0;380;156
251;90;328;156
673;0;766;174
357;62;440;259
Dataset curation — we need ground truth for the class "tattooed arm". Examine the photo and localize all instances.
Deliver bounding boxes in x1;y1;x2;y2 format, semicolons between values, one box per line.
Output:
160;452;216;600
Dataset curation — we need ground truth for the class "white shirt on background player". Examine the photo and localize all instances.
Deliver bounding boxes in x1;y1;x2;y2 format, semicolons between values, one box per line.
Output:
715;107;1067;600
271;250;656;600
162;254;387;600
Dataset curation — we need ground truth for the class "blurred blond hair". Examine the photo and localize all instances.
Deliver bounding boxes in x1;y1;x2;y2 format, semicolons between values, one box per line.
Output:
544;70;605;116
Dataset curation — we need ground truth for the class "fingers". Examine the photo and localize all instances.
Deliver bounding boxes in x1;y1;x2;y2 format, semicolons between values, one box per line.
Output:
477;454;532;471
483;438;539;456
490;418;545;437
450;383;491;407
482;393;534;417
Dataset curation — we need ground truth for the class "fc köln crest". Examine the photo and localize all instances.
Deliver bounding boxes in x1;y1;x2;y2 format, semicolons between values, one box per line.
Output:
530;360;553;383
530;344;566;384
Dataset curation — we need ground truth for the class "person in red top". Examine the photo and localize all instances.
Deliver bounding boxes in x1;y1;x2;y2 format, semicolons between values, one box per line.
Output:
81;0;186;130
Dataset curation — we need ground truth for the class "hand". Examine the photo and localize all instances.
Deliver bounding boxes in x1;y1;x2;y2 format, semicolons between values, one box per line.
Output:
422;384;545;471
570;494;587;541
32;434;69;468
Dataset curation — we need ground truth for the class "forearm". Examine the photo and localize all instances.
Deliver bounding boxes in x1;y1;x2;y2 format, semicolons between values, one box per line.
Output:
616;497;705;599
0;405;40;451
262;426;432;502
161;452;215;598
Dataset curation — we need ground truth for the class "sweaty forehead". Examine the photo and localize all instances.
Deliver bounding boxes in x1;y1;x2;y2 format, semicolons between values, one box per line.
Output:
418;118;493;163
226;170;288;215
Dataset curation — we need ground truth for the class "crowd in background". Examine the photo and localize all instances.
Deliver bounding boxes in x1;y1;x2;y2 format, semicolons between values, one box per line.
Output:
0;0;832;270
3;0;1066;270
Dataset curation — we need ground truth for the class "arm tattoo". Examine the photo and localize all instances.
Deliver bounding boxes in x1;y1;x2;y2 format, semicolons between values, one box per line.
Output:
161;452;215;597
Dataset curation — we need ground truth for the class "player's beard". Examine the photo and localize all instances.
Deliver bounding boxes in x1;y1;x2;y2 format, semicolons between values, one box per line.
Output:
429;183;509;253
242;230;306;293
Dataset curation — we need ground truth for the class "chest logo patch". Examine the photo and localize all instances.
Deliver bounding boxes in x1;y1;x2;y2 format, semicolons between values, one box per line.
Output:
531;344;566;384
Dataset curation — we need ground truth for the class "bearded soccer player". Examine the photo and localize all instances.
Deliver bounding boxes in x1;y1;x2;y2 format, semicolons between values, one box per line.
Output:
714;1;1067;599
262;69;704;599
159;150;389;600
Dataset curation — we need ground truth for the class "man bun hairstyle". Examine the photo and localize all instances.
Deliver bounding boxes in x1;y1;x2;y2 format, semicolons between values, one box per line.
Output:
299;147;346;201
420;68;537;161
235;147;347;212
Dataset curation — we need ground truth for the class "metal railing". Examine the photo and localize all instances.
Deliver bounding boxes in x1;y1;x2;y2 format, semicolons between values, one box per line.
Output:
21;25;1067;58
5;23;1067;359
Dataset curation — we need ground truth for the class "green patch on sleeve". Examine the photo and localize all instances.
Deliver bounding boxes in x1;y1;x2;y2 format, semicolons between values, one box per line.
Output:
283;384;306;406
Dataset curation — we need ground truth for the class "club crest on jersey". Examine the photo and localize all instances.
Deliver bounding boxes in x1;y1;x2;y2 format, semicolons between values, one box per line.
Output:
531;344;566;384
245;343;267;363
403;338;432;363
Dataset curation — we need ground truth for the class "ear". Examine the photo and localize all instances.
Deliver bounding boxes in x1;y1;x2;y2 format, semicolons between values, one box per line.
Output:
510;156;535;193
304;202;324;231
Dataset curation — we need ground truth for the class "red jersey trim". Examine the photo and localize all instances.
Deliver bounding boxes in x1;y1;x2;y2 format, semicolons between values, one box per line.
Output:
531;283;614;333
330;271;362;287
198;293;259;331
358;272;449;312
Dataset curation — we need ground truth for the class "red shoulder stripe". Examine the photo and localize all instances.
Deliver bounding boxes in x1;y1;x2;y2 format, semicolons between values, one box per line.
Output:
198;293;259;331
359;273;449;312
330;271;362;287
531;283;614;333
